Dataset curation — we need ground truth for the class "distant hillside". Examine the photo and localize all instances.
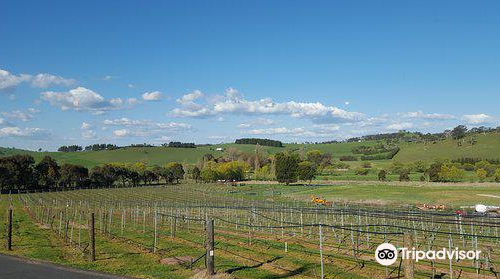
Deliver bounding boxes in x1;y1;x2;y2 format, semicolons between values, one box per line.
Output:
394;132;500;162
0;141;385;167
1;132;499;167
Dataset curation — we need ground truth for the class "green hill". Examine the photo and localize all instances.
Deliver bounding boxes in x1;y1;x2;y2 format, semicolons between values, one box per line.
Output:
394;132;500;163
1;132;499;167
0;141;384;168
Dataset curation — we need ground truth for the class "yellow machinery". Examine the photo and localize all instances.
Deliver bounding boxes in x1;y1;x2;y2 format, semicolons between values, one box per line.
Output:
311;195;331;206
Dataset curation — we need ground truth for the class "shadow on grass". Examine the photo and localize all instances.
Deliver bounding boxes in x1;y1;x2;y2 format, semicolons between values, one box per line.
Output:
260;263;314;279
226;256;282;274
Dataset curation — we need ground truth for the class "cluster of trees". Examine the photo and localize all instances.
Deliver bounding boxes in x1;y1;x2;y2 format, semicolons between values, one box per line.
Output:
271;152;320;184
57;145;83;152
0;154;186;191
352;144;392;155
163;142;196;148
360;147;400;161
235;138;283;147
198;161;249;182
84;144;119;151
371;159;500;183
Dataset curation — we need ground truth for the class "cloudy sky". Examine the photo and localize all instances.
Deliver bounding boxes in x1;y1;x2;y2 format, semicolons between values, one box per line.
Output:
1;1;499;150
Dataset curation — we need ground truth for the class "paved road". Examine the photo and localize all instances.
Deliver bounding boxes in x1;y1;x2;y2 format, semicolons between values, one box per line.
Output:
0;254;130;279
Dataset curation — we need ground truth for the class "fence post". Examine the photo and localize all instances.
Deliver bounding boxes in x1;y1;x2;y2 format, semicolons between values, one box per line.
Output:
403;232;414;279
90;212;95;261
319;224;324;279
206;219;215;275
153;210;158;253
7;208;12;250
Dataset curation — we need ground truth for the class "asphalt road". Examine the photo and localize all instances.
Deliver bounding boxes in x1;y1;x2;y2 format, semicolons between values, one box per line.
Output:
0;254;129;279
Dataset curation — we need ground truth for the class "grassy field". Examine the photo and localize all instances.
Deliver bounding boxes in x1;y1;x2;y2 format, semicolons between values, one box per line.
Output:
285;183;500;207
2;182;500;279
0;140;386;167
394;132;500;163
1;132;499;169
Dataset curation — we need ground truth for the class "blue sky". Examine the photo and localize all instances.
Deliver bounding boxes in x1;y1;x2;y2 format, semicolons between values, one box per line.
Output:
1;0;499;150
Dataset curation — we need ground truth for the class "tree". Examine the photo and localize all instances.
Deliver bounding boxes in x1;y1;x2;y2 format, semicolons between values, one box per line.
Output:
476;168;488;182
216;161;249;181
192;166;201;183
438;164;465;182
412;161;428;173
306;150;331;169
451;125;467;140
274;152;300;185
427;162;443;182
495;168;500;182
378;170;387;181
166;162;185;183
59;164;89;188
200;169;218;183
90;164;117;187
475;160;495;177
35;156;60;189
255;165;275;181
399;172;410;182
0;154;37;190
297;161;317;184
354;168;370;175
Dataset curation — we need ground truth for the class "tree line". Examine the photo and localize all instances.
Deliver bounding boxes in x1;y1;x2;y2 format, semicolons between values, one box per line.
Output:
0;154;186;191
235;138;283;147
162;142;196;148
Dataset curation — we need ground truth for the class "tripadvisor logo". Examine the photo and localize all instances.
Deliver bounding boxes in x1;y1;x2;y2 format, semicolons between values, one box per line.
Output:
375;243;481;266
375;243;398;266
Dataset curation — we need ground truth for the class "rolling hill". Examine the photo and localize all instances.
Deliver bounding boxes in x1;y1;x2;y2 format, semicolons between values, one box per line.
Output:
394;132;500;163
1;132;499;167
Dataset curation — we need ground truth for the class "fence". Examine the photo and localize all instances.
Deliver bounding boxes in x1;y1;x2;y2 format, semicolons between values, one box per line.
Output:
7;186;500;279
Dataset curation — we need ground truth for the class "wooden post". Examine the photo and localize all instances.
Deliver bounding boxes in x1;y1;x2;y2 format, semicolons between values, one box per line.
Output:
403;232;415;279
206;219;215;275
153;210;158;253
90;213;95;261
7;208;12;251
319;224;324;279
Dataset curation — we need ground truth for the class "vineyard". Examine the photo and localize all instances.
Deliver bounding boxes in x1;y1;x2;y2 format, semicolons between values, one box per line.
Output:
2;184;500;279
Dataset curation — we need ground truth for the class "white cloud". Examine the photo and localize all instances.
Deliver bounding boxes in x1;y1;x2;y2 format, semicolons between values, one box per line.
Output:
1;110;37;122
102;75;113;81
171;88;364;123
0;127;49;139
0;68;31;91
177;90;204;105
400;111;455;120
313;124;340;132
103;118;151;126
386;122;414;130
82;130;97;139
171;90;212;117
142;91;162;101
462;114;493;125
31;73;76;88
238;118;275;128
248;127;306;135
40;87;133;113
81;122;92;130
105;118;192;139
156;122;192;130
245;125;341;139
113;129;130;137
104;117;192;130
